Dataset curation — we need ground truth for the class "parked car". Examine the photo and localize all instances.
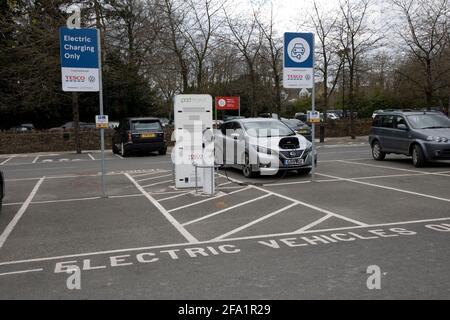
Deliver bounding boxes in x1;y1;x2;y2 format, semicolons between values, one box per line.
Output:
259;113;281;120
369;111;450;167
294;113;308;123
215;118;315;177
112;117;167;157
281;118;312;142
223;115;245;122
49;122;95;131
10;123;34;133
159;118;173;127
109;121;120;129
0;170;4;212
327;110;344;118
327;113;339;120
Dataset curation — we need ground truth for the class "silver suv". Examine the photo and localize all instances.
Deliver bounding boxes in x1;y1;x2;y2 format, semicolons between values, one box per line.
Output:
369;111;450;167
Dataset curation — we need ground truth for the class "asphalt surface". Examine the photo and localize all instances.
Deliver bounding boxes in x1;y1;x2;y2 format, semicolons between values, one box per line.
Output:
0;144;449;299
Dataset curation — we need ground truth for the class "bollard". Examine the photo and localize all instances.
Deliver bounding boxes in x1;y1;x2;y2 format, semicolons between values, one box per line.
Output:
319;124;325;143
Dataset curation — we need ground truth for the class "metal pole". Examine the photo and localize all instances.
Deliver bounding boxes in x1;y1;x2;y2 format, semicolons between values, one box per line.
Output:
98;28;106;197
311;34;316;182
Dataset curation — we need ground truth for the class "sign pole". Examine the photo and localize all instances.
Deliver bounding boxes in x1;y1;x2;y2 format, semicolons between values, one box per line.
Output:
311;35;316;182
97;29;106;197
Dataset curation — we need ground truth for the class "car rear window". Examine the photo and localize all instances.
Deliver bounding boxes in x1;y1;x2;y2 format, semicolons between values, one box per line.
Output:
131;120;162;131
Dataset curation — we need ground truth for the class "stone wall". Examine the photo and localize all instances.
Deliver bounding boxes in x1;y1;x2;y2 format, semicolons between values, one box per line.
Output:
0;120;372;154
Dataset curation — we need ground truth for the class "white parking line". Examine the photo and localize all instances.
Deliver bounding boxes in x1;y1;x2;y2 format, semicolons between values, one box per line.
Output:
182;194;272;227
0;157;13;165
131;171;170;178
168;186;252;213
318;172;450;203
0;177;45;249
0;268;44;277
149;190;190;195
136;174;173;183
159;192;192;202
217;181;233;187
87;153;95;161
338;160;450;177
318;158;372;163
32;156;40;164
2;194;146;207
263;179;340;187
141;180;173;188
219;174;368;227
125;173;198;243
114;154;124;160
1;216;449;268
212;203;298;241
294;214;333;233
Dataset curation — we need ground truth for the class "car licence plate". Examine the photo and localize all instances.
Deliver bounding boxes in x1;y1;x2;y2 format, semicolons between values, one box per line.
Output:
141;133;156;138
284;159;304;166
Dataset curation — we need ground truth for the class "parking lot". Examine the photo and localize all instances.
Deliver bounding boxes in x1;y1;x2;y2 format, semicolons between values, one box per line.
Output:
0;145;449;299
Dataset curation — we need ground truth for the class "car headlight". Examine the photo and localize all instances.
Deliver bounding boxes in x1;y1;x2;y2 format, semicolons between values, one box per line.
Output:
305;142;313;153
255;145;272;155
426;136;449;143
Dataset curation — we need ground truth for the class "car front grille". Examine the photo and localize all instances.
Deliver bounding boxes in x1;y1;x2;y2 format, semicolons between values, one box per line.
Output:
280;150;304;159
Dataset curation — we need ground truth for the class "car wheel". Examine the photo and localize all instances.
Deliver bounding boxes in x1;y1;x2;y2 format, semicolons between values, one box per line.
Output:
297;168;312;176
242;153;256;178
372;141;386;161
112;143;119;154
412;144;426;167
120;143;129;157
158;147;167;155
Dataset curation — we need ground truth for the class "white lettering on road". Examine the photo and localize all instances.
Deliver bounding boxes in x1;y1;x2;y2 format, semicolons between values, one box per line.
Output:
54;245;241;274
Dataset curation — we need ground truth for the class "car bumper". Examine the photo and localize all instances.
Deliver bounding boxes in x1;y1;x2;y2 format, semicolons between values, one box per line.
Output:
423;142;450;160
257;150;316;175
125;141;166;152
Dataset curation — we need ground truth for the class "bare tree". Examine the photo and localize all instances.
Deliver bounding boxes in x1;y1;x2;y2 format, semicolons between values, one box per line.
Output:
392;0;450;107
180;0;226;91
156;0;191;92
310;1;343;111
255;2;283;114
338;0;383;138
224;8;263;116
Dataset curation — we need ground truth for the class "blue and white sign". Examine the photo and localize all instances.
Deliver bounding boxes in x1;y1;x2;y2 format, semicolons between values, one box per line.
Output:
60;27;99;92
283;32;314;89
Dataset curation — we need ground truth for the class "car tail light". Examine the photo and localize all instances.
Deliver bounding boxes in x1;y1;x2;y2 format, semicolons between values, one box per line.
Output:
128;133;132;142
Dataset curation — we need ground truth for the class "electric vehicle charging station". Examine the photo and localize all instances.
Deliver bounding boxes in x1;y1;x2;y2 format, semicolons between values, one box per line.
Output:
173;94;215;195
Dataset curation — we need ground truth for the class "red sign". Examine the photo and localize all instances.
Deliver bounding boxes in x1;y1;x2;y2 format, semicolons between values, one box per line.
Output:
215;96;240;111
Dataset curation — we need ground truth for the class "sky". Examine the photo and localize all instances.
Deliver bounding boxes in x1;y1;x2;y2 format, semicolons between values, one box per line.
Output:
234;0;402;52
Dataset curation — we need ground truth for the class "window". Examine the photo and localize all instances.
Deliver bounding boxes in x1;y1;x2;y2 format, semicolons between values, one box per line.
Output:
406;114;450;129
243;120;295;137
372;116;382;127
395;116;407;129
381;116;394;128
131;120;162;131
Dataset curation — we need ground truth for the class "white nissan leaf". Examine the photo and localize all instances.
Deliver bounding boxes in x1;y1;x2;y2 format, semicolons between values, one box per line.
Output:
214;118;316;178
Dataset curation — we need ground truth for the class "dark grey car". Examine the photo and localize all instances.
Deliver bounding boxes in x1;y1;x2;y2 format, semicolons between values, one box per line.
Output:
369;111;450;167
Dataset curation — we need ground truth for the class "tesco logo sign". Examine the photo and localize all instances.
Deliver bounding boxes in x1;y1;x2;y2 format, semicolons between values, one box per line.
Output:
65;75;86;82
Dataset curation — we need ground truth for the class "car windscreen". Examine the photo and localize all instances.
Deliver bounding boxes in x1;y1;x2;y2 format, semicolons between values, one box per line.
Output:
131;120;162;131
406;114;450;129
283;119;306;127
243;121;295;137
